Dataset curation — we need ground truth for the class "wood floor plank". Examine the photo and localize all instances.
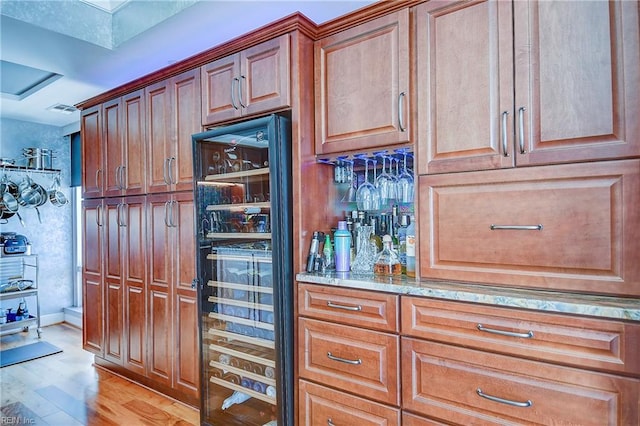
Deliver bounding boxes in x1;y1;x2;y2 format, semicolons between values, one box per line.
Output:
1;324;199;425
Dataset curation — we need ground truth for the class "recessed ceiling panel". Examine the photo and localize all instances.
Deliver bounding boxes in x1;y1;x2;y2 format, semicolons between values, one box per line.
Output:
0;60;62;100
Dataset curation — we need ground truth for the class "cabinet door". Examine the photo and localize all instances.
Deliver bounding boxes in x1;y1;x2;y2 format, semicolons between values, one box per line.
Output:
122;90;146;195
146;80;172;193
315;10;410;154
418;159;640;296
172;192;199;397
201;53;241;124
147;193;174;386
415;0;514;175
81;105;103;198
103;98;123;198
104;198;124;365
123;196;147;375
514;0;640;166
172;69;200;192
241;34;290;117
82;199;104;355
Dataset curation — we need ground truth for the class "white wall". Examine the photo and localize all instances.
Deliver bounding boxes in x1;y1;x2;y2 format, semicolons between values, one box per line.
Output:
0;117;74;324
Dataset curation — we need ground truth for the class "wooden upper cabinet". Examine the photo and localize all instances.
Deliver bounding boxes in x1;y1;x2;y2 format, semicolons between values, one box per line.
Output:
121;90;147;195
83;90;146;198
418;159;640;296
201;34;290;125
81;105;103;198
103;98;123;197
416;0;640;175
147;69;201;193
315;10;410;155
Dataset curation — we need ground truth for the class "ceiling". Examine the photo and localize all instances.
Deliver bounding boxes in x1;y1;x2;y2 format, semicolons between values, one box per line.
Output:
0;0;375;129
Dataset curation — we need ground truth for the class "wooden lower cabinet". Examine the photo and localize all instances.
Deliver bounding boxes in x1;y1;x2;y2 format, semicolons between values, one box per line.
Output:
299;380;400;426
402;338;639;426
82;198;104;356
83;193;198;406
147;191;199;401
418;159;640;296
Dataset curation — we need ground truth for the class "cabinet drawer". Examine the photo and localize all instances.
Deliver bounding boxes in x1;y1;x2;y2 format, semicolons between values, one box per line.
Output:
418;159;640;296
298;318;399;406
402;412;448;426
299;380;400;426
401;297;640;376
402;338;640;426
298;283;398;332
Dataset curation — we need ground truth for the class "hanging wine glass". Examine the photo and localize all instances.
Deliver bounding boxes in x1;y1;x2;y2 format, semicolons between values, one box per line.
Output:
355;155;379;211
341;158;357;203
375;151;396;210
395;149;414;204
369;157;381;211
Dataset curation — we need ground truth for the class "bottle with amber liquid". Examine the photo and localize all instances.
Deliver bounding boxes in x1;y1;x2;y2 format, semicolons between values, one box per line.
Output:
374;235;402;276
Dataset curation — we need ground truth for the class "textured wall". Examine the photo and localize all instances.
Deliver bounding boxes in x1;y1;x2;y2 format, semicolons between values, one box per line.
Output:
0;118;74;319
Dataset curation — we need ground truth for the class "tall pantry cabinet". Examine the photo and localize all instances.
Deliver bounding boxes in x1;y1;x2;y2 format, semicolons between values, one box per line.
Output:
81;68;200;405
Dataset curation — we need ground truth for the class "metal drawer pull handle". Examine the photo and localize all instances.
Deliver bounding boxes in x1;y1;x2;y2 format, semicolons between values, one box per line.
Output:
327;352;362;365
501;111;509;157
518;106;526;154
327;301;362;311
477;324;534;339
327;419;335;426
231;77;239;109
398;92;406;132
238;75;247;108
476;388;532;408
490;224;543;231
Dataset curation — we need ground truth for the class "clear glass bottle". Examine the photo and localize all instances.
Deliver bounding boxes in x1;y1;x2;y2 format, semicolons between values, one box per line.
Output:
374;235;402;276
397;215;409;274
406;215;416;277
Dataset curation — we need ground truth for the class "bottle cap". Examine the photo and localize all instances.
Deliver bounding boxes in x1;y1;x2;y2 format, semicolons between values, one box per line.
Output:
338;221;347;230
382;234;392;242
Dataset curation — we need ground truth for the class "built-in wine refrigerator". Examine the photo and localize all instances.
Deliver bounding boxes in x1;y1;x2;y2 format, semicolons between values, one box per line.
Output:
192;113;293;426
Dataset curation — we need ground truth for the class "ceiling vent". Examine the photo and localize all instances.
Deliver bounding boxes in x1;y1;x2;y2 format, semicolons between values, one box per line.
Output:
47;104;78;115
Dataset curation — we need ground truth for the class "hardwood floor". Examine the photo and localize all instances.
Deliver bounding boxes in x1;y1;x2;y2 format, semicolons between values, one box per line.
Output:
0;323;199;425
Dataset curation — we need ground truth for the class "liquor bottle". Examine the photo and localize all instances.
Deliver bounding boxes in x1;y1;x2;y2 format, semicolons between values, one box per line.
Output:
406;215;416;277
397;215;409;274
369;217;383;252
374;235;402;276
322;234;334;271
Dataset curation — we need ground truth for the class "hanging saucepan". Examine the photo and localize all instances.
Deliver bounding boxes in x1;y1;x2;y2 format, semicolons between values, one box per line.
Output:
17;175;44;207
48;176;68;207
0;175;24;226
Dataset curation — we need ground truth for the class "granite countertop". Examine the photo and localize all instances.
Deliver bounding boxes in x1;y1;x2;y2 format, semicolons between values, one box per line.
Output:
296;272;640;322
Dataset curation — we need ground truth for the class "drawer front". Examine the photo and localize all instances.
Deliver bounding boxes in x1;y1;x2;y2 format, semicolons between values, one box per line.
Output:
299;380;400;426
401;296;640;376
419;159;640;296
298;283;399;332
402;412;448;426
299;317;399;405
402;338;640;426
